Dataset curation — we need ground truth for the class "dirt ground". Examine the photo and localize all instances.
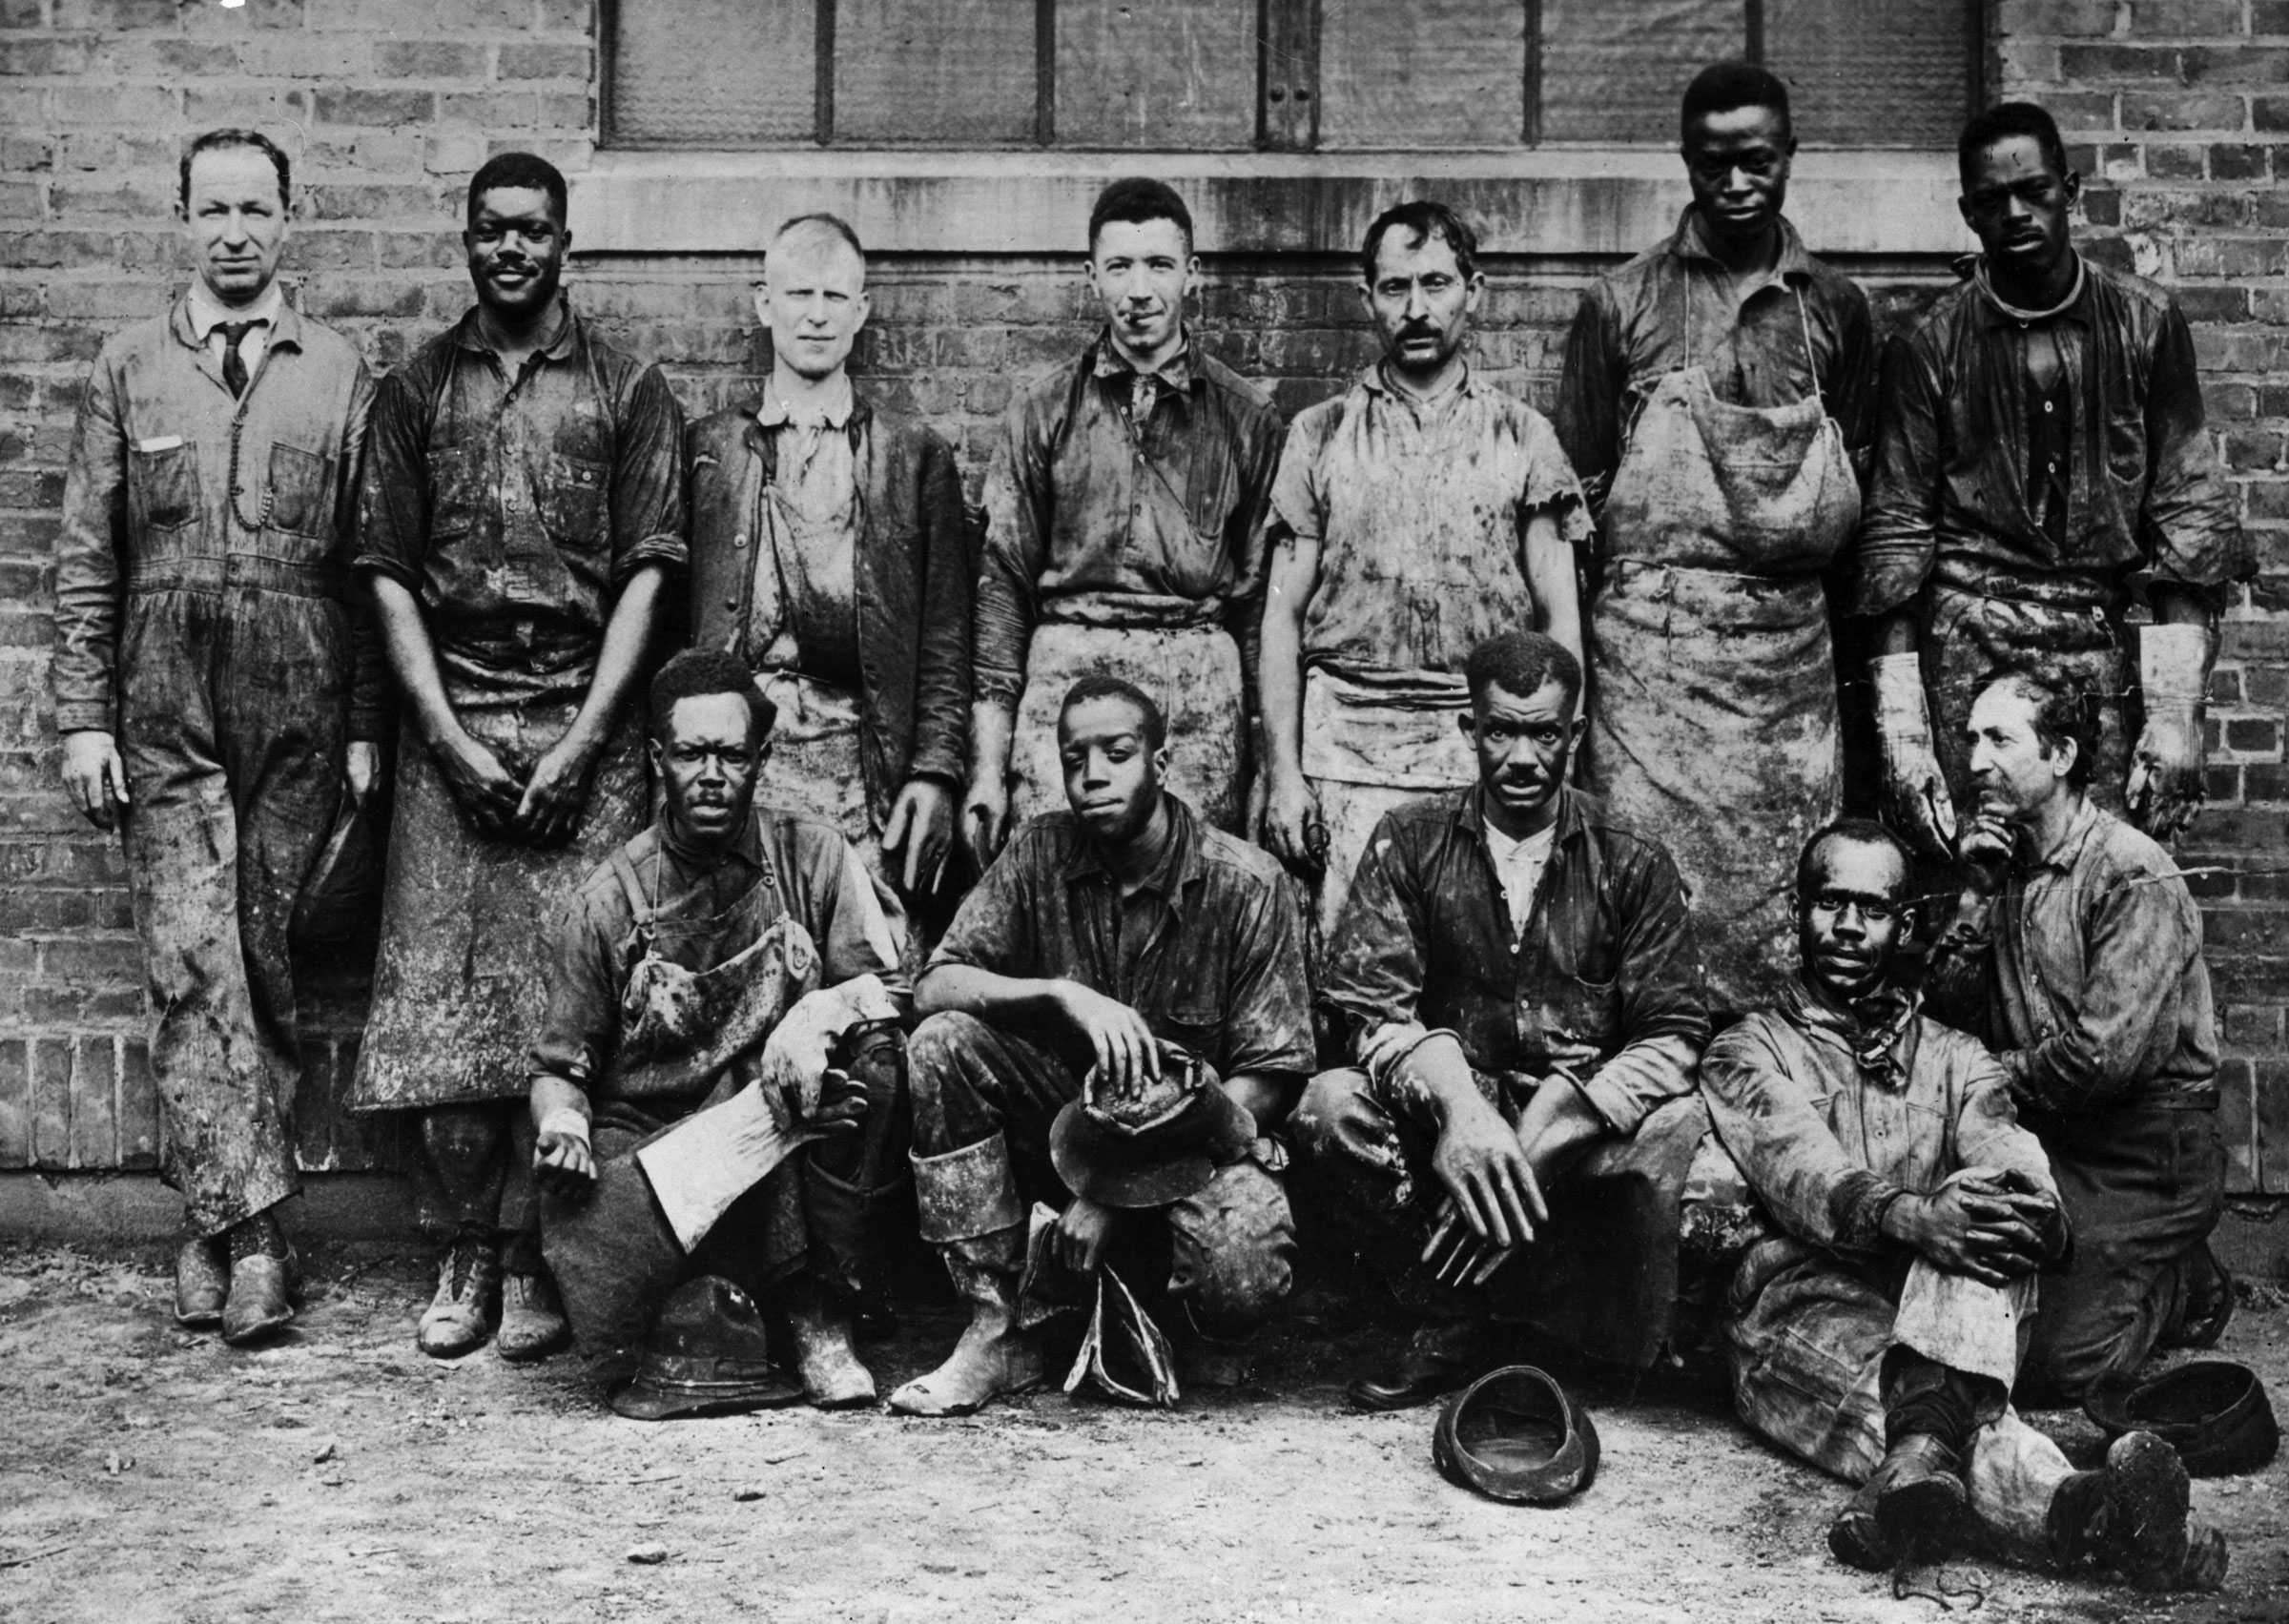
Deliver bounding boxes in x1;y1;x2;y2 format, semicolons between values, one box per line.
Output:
1;1242;2283;1624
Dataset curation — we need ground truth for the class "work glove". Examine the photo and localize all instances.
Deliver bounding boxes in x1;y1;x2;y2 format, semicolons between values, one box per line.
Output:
1872;653;1959;859
759;974;900;1114
2128;623;2210;842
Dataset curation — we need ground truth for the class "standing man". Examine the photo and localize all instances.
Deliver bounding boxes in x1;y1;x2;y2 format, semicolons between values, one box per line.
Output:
1556;62;1874;1015
53;129;381;1345
1703;819;2225;1592
895;676;1312;1417
1858;102;2247;856
1927;672;2231;1400
686;213;969;957
961;178;1284;867
353;154;686;1364
1289;632;1707;1409
1261;202;1589;945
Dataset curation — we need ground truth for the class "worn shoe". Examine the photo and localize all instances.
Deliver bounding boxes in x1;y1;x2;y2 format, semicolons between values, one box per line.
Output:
783;1285;876;1409
495;1269;570;1365
173;1235;229;1329
219;1224;299;1347
2048;1429;2227;1593
1347;1318;1492;1413
1829;1434;1969;1571
887;1226;1044;1417
417;1231;500;1358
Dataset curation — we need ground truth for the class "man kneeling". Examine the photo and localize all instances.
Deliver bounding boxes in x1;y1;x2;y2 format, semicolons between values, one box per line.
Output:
527;650;910;1408
1701;819;2225;1591
890;676;1313;1416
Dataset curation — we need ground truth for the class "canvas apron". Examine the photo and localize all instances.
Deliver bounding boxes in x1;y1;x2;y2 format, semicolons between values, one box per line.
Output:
1582;287;1859;1015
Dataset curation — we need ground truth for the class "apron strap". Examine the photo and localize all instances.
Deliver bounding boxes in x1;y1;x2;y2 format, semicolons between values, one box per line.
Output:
609;845;657;943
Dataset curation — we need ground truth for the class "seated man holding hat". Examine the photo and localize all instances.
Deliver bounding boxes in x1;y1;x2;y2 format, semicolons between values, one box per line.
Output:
526;649;910;1411
890;674;1313;1417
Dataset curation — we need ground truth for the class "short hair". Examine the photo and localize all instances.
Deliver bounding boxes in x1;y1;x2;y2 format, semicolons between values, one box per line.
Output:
1680;60;1793;142
772;211;866;263
179;129;290;211
648;649;775;744
1360;200;1479;286
1087;177;1193;256
1958;101;2071;189
1980;669;2101;790
1795;818;1914;903
1058;674;1167;751
467;152;567;227
1464;630;1581;713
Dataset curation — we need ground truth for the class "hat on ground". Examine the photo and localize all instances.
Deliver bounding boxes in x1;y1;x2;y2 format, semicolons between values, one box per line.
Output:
1433;1365;1601;1505
2084;1361;2278;1478
1050;1042;1255;1210
609;1275;804;1421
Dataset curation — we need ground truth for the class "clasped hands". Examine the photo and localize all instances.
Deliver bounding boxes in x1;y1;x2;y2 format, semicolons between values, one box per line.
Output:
1888;1167;2061;1286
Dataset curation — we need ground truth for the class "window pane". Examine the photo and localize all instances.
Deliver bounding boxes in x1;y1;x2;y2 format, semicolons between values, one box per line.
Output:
1539;0;1745;145
1765;0;1971;148
835;0;1039;145
1320;0;1525;150
611;0;816;147
1054;0;1257;150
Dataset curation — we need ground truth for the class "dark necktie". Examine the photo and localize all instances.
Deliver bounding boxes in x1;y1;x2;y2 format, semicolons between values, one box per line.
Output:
216;319;259;399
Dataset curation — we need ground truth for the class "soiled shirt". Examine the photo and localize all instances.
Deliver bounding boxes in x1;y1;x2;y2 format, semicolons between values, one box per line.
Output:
749;380;861;687
1483;819;1556;947
1702;977;2056;1256
1319;786;1708;1137
929;792;1315;1085
1926;799;2219;1116
355;302;687;707
186;278;282;381
1553;207;1877;500
1854;256;2247;616
974;332;1285;705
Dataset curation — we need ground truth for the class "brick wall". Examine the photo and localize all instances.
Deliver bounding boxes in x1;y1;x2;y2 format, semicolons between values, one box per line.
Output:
0;0;2282;1192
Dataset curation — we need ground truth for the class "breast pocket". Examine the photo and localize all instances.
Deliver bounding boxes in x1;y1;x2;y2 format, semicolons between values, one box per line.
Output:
1544;971;1621;1059
427;437;490;544
537;450;610;556
261;442;333;544
1155;1007;1230;1076
129;442;200;534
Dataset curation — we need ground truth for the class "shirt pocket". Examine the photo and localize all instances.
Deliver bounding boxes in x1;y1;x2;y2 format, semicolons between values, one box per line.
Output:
1542;970;1620;1061
261;442;333;544
1154;1006;1230;1077
537;448;611;560
129;442;200;535
428;437;491;544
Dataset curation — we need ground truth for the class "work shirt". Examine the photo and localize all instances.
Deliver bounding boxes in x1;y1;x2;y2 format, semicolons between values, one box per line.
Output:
1319;786;1707;1137
1926;799;2219;1116
929;792;1315;1085
748;380;861;687
186;278;282;384
1702;976;2057;1257
1553;207;1877;500
974;332;1285;706
1854;256;2246;617
355;301;687;707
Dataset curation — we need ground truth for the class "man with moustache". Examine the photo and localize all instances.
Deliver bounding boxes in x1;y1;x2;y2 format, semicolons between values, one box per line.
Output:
1857;103;2247;856
962;178;1284;868
1261;202;1589;946
354;153;686;1364
1556;62;1875;1015
53;128;382;1344
894;676;1311;1416
1289;631;1707;1409
1927;672;2231;1400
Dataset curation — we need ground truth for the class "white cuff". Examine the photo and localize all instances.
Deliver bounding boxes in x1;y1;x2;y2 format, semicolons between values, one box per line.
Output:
537;1107;589;1143
1870;653;1933;737
2138;623;2210;704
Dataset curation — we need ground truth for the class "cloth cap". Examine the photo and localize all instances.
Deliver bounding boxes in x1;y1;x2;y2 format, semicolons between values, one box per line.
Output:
1433;1365;1601;1505
2084;1361;2278;1478
609;1275;804;1420
1049;1042;1254;1209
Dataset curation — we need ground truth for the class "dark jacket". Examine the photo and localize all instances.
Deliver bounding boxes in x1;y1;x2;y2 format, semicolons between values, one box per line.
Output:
686;392;971;822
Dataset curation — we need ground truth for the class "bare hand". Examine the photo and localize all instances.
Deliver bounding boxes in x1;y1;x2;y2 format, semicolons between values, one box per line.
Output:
881;777;956;894
513;734;600;846
532;1116;596;1196
2128;708;2206;842
1057;981;1161;1107
1431;1093;1547;1249
794;1066;869;1138
1880;730;1959;861
60;730;129;831
1420;1199;1515;1288
1261;775;1327;875
1055;1195;1118;1275
344;741;382;811
434;731;523;838
1900;1183;2041;1285
960;772;1010;874
1955;804;2014;892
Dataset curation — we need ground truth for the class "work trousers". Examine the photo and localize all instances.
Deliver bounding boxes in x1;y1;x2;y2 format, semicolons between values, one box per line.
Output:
907;1012;1294;1337
410;1101;539;1264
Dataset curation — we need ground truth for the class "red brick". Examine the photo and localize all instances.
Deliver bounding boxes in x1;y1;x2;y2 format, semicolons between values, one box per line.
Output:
2211;141;2272;177
372;39;487;80
2261;0;2289;33
2003;0;2123;35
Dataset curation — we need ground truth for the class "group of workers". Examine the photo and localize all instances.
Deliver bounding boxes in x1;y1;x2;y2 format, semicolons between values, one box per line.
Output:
54;54;2249;1594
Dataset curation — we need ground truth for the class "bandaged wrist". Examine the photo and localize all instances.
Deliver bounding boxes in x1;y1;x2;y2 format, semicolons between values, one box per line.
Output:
2138;623;2210;705
1870;653;1934;738
537;1107;589;1144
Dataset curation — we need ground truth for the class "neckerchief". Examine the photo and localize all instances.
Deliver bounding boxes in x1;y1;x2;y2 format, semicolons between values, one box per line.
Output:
1786;975;1920;1093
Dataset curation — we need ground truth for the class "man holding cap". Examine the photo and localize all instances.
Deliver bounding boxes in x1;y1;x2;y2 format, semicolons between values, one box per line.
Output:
892;674;1313;1416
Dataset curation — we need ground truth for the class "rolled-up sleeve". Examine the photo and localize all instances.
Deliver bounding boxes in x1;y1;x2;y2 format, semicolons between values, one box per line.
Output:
336;362;390;742
1701;1016;1899;1253
1552;282;1626;504
528;885;631;1091
974;393;1053;706
2140;300;2250;604
1575;839;1708;1136
351;360;435;594
927;826;1045;978
1316;812;1429;1059
608;364;689;583
1265;403;1330;552
52;348;127;735
1851;331;1945;619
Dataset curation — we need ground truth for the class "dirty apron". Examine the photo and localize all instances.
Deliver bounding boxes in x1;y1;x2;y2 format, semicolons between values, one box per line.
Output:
1009;614;1247;833
1583;294;1859;1015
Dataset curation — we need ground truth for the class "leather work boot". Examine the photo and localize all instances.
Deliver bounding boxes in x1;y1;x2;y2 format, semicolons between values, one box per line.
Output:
1827;1433;1967;1572
1347;1318;1492;1412
886;1225;1045;1416
173;1234;229;1329
782;1281;876;1409
417;1229;500;1358
495;1269;570;1365
219;1216;299;1347
2048;1429;2228;1593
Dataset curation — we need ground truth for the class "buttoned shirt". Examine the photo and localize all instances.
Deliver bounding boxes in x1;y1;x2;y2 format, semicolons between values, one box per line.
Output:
1855;256;2247;616
928;792;1315;1085
1927;799;2219;1116
186;278;282;380
1318;786;1707;1136
749;379;861;686
974;332;1285;705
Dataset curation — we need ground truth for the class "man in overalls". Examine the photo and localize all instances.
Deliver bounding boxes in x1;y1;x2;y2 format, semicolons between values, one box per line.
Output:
353;153;686;1364
1261;201;1590;951
960;178;1285;872
1555;61;1876;1017
53;129;382;1345
1857;102;2247;856
528;650;908;1408
685;213;970;962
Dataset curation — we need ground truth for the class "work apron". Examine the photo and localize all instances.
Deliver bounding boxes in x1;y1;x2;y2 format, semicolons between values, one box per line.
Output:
1582;290;1860;1015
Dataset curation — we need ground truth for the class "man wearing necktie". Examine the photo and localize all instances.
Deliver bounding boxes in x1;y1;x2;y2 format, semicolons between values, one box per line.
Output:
52;128;384;1346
